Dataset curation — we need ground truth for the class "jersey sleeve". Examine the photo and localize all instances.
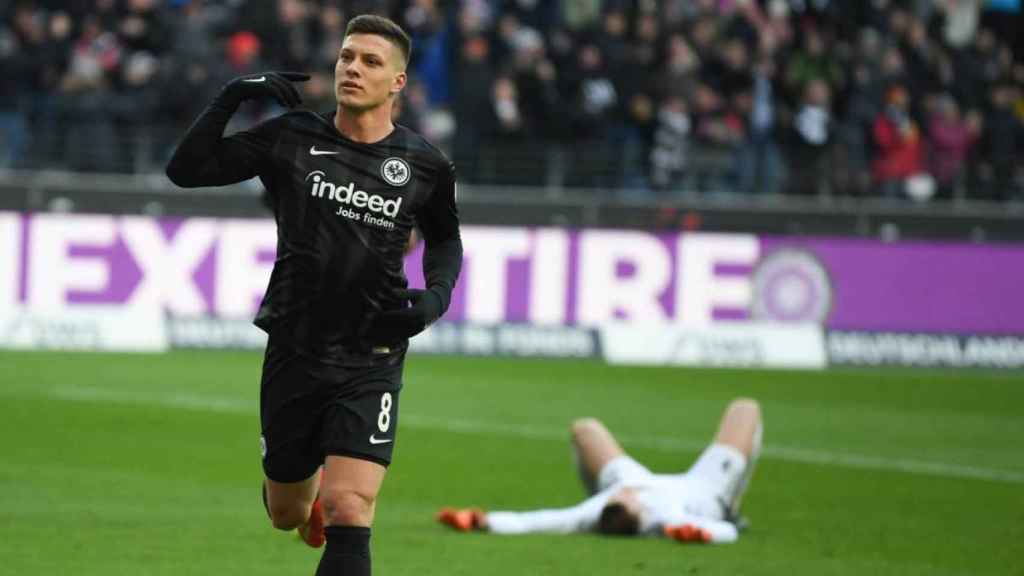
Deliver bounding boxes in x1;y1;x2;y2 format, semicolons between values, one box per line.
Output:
416;160;460;245
223;118;283;180
484;492;610;535
415;160;462;313
166;102;285;188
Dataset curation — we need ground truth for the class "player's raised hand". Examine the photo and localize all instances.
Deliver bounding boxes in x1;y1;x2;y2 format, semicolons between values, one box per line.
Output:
219;71;311;109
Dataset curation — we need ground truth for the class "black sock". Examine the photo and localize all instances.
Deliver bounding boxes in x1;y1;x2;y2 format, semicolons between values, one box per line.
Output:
315;526;371;576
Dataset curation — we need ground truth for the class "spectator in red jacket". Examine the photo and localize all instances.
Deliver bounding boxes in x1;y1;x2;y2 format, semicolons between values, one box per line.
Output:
872;84;923;198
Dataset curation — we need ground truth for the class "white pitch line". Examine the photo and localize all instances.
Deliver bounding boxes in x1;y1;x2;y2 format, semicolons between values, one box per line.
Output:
49;386;1024;485
401;415;1024;485
52;385;252;414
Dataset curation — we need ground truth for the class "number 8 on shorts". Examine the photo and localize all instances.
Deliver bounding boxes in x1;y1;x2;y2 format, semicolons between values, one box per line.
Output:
378;392;392;433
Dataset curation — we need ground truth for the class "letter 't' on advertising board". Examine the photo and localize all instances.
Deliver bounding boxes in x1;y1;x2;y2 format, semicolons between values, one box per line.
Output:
461;227;531;323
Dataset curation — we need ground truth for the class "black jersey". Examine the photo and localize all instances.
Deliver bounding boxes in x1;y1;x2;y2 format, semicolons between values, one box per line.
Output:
169;107;460;367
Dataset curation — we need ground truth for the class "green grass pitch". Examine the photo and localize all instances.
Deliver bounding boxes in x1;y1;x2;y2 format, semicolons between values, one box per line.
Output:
1;350;1022;575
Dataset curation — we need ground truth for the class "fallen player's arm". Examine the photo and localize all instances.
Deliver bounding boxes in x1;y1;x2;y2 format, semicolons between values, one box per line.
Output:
440;492;607;535
484;503;598;535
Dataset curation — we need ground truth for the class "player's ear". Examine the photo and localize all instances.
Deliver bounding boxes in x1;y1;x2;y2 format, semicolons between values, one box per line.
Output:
391;70;407;95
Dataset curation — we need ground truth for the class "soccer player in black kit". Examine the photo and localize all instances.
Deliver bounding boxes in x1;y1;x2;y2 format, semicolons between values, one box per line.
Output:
165;15;461;576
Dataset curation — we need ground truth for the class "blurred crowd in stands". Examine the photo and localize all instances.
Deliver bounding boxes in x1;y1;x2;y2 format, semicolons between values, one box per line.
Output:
3;0;1024;201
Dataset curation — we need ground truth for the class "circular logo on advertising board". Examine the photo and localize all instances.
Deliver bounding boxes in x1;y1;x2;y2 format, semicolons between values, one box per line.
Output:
750;248;833;323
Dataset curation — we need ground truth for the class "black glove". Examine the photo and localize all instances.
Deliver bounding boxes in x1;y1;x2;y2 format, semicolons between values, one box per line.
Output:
216;71;311;110
365;288;445;343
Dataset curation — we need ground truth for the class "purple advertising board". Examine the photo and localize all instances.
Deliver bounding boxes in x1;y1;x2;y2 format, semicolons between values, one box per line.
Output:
1;212;1021;335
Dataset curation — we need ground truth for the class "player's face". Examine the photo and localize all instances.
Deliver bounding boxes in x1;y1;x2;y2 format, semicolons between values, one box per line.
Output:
602;488;643;534
335;34;407;112
612;489;643;519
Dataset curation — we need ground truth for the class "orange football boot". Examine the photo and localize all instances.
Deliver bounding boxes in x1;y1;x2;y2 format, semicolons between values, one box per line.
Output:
664;524;712;544
298;498;326;548
436;507;486;532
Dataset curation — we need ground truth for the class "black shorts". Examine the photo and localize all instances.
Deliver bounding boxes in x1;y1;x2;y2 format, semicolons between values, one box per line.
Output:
259;336;404;483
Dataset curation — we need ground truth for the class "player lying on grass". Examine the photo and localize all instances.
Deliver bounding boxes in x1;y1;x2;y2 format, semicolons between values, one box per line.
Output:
438;398;762;544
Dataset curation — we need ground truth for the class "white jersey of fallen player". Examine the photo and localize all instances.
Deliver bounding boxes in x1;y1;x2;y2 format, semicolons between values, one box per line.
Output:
485;444;747;543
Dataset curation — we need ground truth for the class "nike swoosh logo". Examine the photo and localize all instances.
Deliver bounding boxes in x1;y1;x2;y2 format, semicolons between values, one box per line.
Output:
369;434;392;445
243;76;266;82
310;146;339;156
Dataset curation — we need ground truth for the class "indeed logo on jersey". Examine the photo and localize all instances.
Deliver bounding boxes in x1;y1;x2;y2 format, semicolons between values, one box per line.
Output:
306;171;402;217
